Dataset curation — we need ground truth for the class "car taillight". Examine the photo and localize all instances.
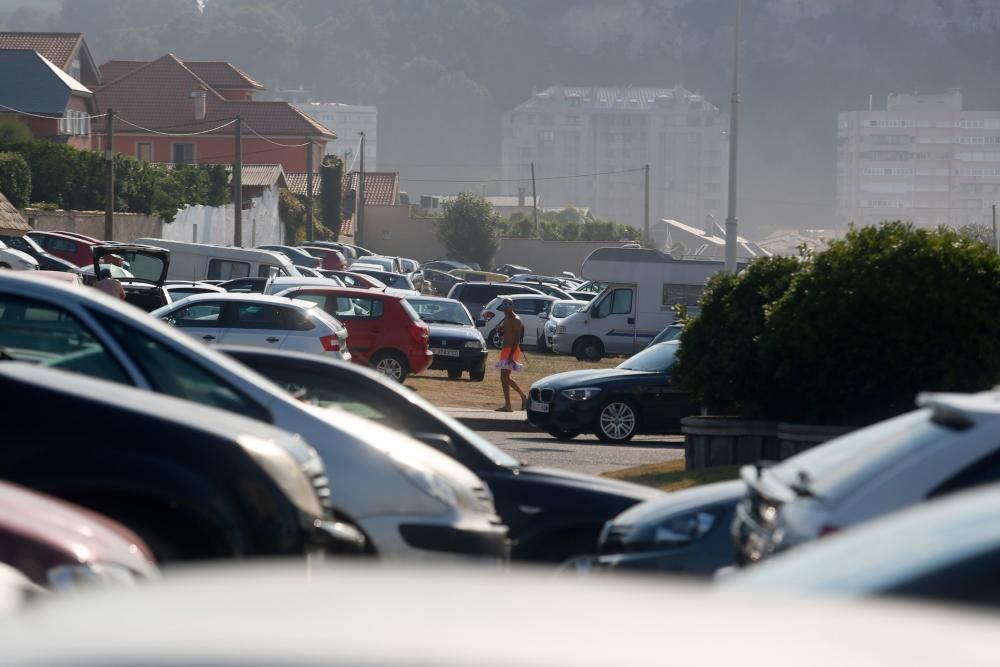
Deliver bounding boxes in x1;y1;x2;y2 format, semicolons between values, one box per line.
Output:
483;311;495;322
320;334;340;352
818;524;840;538
409;321;429;343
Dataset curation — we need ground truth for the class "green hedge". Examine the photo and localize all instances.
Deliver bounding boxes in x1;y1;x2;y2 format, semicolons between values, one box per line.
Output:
0;151;31;208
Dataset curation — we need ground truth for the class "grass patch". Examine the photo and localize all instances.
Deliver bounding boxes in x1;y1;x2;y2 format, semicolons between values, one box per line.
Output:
603;458;740;492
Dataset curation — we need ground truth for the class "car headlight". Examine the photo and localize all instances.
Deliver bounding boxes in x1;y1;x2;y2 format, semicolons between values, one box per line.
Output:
46;563;139;591
653;511;716;546
238;434;324;518
464;340;483;349
560;387;602;401
391;454;457;509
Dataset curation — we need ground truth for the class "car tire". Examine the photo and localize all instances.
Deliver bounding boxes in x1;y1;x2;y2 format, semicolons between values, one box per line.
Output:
447;369;463;380
574;336;604;362
547;428;579;440
469;362;486;382
595;398;639;443
0;263;9;270
488;327;504;349
370;350;409;383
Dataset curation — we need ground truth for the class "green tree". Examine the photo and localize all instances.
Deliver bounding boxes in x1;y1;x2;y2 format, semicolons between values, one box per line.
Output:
0;118;32;146
320;155;344;239
0;152;31;208
435;192;501;267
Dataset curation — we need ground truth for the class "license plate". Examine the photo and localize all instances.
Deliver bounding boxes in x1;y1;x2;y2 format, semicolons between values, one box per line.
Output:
432;348;459;357
529;400;549;413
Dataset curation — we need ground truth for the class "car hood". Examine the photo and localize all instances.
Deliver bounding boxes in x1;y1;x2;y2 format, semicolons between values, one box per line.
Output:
515;466;664;502
532;368;656;388
426;323;482;341
610;480;746;528
0;247;37;267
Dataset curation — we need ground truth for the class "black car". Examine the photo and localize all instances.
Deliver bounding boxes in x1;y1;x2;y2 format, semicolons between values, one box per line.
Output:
527;341;697;442
423;268;463;296
220;345;663;562
497;264;532;277
0;234;76;272
0;363;364;563
406;296;488;381
447;281;543;320
91;244;171;312
218;276;269;293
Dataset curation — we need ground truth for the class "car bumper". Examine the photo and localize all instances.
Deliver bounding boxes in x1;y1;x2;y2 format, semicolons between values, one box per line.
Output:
429;349;487;371
526;394;600;433
551;333;577;355
358;514;509;563
305;519;368;556
409;349;434;375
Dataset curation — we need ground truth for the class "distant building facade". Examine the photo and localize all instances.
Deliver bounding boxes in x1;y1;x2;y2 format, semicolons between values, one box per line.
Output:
501;85;728;229
837;91;1000;228
295;102;377;170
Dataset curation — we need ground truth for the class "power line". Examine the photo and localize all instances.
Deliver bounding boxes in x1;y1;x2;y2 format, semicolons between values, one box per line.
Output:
116;116;237;136
399;167;645;184
242;121;310;147
0;103;104;121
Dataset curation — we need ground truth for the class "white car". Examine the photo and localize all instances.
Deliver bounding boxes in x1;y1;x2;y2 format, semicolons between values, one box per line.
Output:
152;293;351;362
732;390;1000;565
0;241;38;271
0;272;507;562
478;293;559;349
541;299;589;351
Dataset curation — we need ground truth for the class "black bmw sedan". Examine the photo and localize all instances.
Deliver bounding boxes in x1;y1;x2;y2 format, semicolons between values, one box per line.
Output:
527;341;698;442
406;295;488;381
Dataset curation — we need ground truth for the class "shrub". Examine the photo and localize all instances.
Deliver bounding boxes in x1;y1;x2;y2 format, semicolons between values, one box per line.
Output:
760;222;1000;425
0;151;31;207
675;255;803;418
435;192;501;268
0;118;31;146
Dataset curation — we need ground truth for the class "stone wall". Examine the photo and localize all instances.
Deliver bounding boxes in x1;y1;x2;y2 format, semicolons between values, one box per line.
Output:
682;417;855;469
23;209;162;242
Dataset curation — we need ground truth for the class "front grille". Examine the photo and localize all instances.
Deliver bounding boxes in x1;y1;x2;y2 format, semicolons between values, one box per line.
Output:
529;388;555;402
301;454;334;512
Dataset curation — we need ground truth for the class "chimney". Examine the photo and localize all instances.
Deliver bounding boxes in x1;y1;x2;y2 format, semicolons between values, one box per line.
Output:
191;86;207;121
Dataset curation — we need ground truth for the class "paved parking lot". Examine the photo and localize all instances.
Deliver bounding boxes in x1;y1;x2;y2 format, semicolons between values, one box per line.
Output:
482;429;684;476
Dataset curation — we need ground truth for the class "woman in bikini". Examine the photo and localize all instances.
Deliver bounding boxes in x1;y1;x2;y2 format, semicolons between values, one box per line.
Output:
494;299;527;412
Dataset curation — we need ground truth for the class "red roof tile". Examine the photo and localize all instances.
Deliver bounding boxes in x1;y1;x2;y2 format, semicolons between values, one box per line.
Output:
0;32;82;69
98;60;147;85
285;171;399;206
185;61;264;90
93;54;334;139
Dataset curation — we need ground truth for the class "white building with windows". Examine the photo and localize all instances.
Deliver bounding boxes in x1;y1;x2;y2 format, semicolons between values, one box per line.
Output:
837;91;1000;228
295;102;377;170
501;85;728;231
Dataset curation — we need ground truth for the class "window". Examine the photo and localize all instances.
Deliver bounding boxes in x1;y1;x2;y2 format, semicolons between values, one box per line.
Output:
136;143;154;161
0;294;128;383
58;110;90;136
594;289;633;318
172;143;196;164
865;119;915;128
170;303;222;328
207;259;250;280
257;264;281;278
233;304;286;330
512;299;539;316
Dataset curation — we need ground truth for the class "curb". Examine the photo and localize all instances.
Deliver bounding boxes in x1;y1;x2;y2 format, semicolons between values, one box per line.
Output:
455;416;538;433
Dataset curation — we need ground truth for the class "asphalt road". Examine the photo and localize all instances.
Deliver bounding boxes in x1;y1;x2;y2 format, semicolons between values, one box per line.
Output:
482;429;684;476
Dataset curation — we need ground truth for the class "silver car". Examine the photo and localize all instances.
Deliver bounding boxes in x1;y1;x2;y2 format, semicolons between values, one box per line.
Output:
152;293;350;362
0;273;508;561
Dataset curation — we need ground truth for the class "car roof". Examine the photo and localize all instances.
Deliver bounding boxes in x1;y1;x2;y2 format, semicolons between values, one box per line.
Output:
405;295;462;304
165;292;318;310
274;284;399;301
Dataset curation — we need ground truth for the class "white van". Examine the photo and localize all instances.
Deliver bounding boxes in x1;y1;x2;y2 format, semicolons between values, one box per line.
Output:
135;238;300;282
551;247;729;360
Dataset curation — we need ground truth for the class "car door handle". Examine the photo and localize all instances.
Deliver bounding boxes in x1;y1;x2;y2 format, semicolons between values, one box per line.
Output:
266;336;280;343
202;335;216;341
627;317;635;324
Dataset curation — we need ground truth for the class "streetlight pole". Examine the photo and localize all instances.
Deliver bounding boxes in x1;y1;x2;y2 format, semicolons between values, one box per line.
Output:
724;0;742;273
357;132;366;247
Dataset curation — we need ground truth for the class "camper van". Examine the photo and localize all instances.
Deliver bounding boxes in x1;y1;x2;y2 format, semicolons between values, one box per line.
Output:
551;247;728;360
135;239;300;282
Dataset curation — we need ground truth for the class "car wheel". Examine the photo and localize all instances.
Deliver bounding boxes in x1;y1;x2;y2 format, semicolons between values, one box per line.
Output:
574;336;604;362
0;263;9;270
469;362;486;382
547;428;579;440
447;369;462;380
370;350;409;383
489;328;504;349
595;398;639;442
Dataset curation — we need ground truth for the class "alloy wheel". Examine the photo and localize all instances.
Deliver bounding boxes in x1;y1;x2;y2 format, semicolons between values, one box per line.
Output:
598;401;637;441
375;356;404;381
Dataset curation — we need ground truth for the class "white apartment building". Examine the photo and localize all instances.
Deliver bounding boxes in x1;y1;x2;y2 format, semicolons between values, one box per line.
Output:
837;91;1000;228
501;85;728;230
295;102;377;170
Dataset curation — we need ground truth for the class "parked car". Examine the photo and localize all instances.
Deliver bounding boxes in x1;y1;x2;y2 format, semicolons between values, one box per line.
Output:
514;281;573;301
447;281;543;322
357;255;402;273
27;231;96;267
256;245;320;269
423;259;471;273
298;246;347;271
0;272;506;561
260;276;347;295
406;296;488;381
508;273;577;290
0;234;75;272
90;243;171;312
731;390;1000;566
497;263;532;277
648;323;685;347
340;242;374;258
422;267;463;296
541;299;590;351
0;241;38;271
567;290;597;302
325;270;388;290
295;266;325;278
449;268;509;283
0;480;158;589
221;346;663;562
570;480;745;575
478;293;559;349
136;238;300;281
350;268;419;296
218;276;269;293
527;341;697;441
273;285;431;382
723;483;1000;607
0;362;359;562
164;280;226;301
300;241;357;262
152;293;350;361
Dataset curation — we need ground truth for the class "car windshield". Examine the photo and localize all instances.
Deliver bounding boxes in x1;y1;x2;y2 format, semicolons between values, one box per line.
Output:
356;269;411;289
98;250;165;284
651;325;684;345
617;342;679;372
406;299;472;325
3;236;41;254
552;302;584;318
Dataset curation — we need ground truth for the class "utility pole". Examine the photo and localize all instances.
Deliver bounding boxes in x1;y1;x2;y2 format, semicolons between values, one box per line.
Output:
306;139;315;243
993;203;997;255
644;163;650;244
103;108;115;241
233;115;243;246
724;0;742;273
357;132;366;246
530;161;538;236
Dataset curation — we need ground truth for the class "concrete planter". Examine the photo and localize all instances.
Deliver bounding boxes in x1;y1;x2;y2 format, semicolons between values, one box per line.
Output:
682;417;856;470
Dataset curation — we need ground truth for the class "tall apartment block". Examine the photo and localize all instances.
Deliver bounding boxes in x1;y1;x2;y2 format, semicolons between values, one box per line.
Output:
501;85;728;230
837;91;1000;228
295;102;377;170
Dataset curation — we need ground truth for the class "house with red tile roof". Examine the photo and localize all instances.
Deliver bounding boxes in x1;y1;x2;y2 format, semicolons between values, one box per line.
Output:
91;54;334;172
285;170;403;238
0;32;101;87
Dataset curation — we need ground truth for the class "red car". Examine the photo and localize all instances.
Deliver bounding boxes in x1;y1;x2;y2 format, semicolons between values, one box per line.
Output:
277;285;431;382
26;231;97;268
0;481;158;589
298;246;348;271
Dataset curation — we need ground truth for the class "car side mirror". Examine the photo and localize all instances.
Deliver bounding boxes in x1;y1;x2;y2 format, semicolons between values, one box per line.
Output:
539;312;549;320
413;432;457;457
